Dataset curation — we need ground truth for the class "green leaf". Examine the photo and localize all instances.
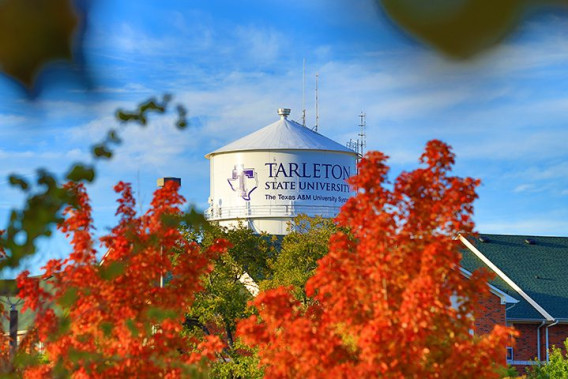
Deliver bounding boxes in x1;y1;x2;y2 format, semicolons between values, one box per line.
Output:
99;321;113;338
66;164;95;182
146;307;178;322
50;316;71;340
139;98;165;114
99;261;125;281
107;129;122;144
115;110;140;123
12;350;46;370
176;105;188;129
179;207;209;230
176;119;188;129
125;319;138;337
161;213;182;228
8;175;29;191
52;357;71;378
92;144;113;159
58;287;78;309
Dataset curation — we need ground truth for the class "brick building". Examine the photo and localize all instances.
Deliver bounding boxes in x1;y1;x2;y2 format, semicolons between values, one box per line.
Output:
460;234;568;371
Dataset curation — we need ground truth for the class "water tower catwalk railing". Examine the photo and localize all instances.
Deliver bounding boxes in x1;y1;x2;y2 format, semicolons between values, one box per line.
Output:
204;204;342;221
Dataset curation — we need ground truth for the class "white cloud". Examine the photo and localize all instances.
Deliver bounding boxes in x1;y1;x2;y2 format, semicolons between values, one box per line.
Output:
234;26;285;65
73;83;151;95
515;161;568;181
477;219;568;237
0;149;78;160
0;114;27;125
514;184;536;193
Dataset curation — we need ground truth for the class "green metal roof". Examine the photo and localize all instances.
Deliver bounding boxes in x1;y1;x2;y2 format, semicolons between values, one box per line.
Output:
460;234;568;321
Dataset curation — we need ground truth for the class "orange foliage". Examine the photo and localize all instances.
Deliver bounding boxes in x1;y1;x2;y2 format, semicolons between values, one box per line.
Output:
17;181;228;377
238;140;516;378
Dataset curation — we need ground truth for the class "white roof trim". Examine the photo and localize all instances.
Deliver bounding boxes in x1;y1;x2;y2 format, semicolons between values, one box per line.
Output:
459;234;554;321
460;267;519;305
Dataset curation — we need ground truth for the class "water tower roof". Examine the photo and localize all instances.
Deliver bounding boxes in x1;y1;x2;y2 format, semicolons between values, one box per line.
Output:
206;117;356;158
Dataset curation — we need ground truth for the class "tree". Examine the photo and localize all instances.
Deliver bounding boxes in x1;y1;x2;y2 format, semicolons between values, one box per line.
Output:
15;180;228;377
238;140;515;378
261;215;338;304
528;339;568;378
182;216;341;378
182;222;275;379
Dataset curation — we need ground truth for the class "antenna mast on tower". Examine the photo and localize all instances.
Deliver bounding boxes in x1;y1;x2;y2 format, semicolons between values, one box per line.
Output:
315;73;319;132
302;59;306;127
358;112;366;157
345;112;367;174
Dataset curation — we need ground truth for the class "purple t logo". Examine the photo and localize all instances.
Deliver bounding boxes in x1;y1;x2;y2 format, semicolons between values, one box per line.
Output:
227;164;258;201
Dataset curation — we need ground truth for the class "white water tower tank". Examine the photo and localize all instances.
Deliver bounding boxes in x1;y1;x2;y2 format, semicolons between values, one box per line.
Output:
205;108;358;235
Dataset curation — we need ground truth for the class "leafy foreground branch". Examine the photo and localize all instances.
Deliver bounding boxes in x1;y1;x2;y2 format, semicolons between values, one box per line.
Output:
0;94;187;271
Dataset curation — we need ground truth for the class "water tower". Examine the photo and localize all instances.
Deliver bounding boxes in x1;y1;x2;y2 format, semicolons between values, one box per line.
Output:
205;108;357;235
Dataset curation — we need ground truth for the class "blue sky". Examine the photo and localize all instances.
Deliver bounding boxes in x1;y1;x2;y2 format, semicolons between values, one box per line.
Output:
1;1;567;274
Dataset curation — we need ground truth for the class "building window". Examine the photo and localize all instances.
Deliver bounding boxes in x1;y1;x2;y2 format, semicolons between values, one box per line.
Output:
506;346;514;362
